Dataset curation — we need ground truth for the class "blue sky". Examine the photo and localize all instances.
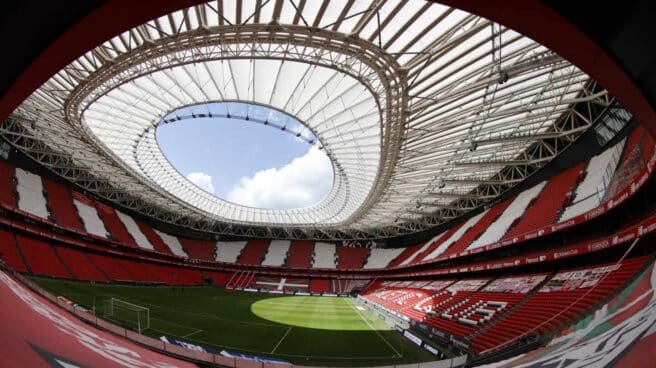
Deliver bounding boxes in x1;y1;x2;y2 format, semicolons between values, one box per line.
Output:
156;117;333;209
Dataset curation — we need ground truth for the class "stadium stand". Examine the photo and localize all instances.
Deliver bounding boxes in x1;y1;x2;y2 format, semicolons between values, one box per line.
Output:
336;245;370;269
72;196;109;238
605;126;655;199
398;230;451;266
504;163;586;238
15;168;50;219
116;211;154;250
363;256;649;356
467;182;546;250
287;240;314;268
202;270;232;286
254;275;310;292
94;202;137;246
215;241;247;263
43;179;85;231
0;160;17;207
261;239;291;266
237;239;270;265
421;213;488;262
442;200;514;258
312;242;337;269
471;256;648;354
16;235;70;278
55;246;108;282
154;229;189;258
133;224;174;255
560;138;626;221
0;269;195;368
178;238;215;261
310;278;331;293
88;253;134;281
363;247;405;269
387;242;428;268
0;229;27;272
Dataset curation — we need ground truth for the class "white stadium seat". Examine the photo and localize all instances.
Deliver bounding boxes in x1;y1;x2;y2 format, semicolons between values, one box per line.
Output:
216;241;248;263
116;211;154;250
261;240;291;266
312;242;337;269
15;168;49;219
73;199;109;238
153;229;188;258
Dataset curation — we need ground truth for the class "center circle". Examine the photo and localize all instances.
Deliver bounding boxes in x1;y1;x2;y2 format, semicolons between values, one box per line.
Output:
251;296;383;331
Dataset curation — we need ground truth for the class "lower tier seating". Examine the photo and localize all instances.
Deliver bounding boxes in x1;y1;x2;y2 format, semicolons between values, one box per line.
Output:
0;229;27;271
55;246;108;282
363;256;650;356
16;235;71;279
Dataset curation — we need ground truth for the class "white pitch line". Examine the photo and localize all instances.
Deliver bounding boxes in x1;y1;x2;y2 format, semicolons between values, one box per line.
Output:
346;298;402;358
270;327;292;354
182;329;203;338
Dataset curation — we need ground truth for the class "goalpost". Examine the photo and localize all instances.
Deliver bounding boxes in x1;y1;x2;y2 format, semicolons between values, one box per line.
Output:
102;298;150;333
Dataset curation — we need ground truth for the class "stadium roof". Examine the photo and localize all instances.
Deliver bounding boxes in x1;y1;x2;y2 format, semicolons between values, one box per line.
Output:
4;0;613;240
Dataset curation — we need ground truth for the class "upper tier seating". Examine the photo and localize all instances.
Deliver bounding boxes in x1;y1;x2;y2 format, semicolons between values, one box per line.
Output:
43;179;84;231
363;247;405;269
73;198;109;238
336;245;369;269
116;211;154;250
261;240;291;267
287;241;313;268
312;242;337;269
134;223;174;255
421;211;489;262
0;229;27;271
154;229;189;258
94;202;137;246
16;235;70;278
443;200;513;257
400;229;451;266
15;168;49;219
215;241;247;263
179;238;215;261
468;181;546;250
606;126;655;199
237;240;270;266
504;163;585;238
560;139;626;221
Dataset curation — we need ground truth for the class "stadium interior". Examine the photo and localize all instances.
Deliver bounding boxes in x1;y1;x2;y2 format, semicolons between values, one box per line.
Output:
0;1;655;367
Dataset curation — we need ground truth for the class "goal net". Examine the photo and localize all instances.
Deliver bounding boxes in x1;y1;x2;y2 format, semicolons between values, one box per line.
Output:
102;298;150;333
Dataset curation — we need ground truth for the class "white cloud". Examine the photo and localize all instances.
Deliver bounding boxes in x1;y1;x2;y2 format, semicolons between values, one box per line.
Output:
187;172;215;194
227;147;333;209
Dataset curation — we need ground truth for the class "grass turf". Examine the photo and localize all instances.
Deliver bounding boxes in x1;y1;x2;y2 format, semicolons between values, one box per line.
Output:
30;277;437;366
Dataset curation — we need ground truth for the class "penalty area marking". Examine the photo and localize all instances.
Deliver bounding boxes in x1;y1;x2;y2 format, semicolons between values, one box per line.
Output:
346;298;402;358
270;327;292;353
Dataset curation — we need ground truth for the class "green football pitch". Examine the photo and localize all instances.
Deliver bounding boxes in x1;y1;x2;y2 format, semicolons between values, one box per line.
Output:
31;277;441;366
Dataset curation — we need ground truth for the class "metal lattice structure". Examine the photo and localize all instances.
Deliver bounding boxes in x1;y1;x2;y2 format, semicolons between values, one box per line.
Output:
2;0;612;240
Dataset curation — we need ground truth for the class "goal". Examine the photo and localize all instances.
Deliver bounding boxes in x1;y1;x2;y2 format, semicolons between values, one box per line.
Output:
102;298;150;333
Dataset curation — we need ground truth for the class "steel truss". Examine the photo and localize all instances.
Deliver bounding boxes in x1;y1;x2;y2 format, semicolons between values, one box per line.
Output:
2;1;611;240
